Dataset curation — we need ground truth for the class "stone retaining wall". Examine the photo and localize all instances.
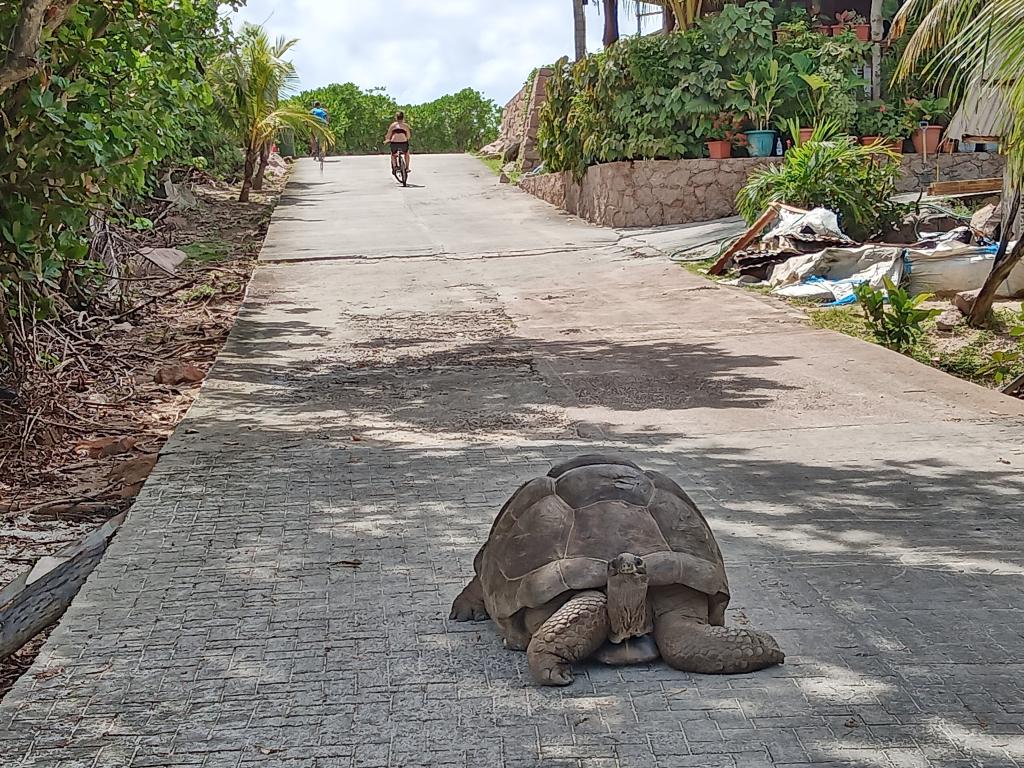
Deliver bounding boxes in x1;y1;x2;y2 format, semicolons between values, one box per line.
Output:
519;152;1006;228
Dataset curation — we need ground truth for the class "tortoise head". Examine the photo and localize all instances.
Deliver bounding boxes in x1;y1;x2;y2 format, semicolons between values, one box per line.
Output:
608;552;647;577
606;552;652;643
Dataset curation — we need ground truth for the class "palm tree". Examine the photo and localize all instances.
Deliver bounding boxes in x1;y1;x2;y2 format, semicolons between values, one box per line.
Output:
212;23;332;202
893;0;1024;325
603;0;621;47
572;0;587;60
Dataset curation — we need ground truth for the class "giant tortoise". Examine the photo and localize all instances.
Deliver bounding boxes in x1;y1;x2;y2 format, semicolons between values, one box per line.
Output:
450;455;784;686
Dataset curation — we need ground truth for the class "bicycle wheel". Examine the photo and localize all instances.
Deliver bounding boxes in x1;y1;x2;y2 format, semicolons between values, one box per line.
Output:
397;155;408;187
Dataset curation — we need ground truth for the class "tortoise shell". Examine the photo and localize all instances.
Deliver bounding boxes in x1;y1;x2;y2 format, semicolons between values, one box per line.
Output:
477;455;730;620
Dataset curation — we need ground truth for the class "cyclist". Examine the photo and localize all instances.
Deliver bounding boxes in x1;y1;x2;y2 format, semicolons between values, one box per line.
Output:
384;111;412;176
310;101;329;159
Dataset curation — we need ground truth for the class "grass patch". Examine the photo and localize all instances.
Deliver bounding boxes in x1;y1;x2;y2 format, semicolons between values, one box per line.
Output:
475;154;503;176
183;240;231;264
808;306;873;342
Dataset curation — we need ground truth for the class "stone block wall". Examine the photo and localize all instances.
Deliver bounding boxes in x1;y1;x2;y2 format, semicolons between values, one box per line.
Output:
479;68;553;171
896;152;1005;193
519;152;1006;228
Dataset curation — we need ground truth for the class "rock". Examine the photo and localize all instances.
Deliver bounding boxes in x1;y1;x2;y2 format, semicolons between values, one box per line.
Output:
954;289;981;315
499;173;511;184
501;161;518;176
935;307;963;331
502;141;521;163
154;364;205;385
970;203;1001;238
136;247;186;278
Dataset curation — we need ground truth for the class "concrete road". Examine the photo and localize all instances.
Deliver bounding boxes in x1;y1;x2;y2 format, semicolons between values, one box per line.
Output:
3;154;1024;768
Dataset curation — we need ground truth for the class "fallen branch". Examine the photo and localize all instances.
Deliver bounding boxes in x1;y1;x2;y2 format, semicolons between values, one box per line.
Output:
100;278;198;326
10;481;121;519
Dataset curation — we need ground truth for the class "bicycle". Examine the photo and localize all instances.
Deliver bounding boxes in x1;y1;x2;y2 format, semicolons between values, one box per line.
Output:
311;135;325;171
392;150;408;187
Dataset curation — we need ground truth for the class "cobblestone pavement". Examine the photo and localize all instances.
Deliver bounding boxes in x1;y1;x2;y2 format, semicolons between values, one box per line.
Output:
3;155;1024;767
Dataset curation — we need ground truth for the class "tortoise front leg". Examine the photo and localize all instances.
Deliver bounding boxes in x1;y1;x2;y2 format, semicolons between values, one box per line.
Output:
449;575;488;622
652;586;784;674
527;591;609;686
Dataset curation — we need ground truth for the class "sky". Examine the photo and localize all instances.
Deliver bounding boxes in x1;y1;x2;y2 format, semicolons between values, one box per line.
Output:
232;1;663;107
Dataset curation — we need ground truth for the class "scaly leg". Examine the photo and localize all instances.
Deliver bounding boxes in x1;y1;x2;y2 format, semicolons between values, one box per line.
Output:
526;591;609;686
449;575;488;622
652;586;783;674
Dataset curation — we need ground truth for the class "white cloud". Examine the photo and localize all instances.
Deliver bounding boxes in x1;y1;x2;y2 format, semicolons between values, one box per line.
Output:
232;0;663;106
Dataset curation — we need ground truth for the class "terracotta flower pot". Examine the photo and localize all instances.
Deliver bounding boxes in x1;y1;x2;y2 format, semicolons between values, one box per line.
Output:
853;24;870;41
911;125;943;154
813;25;832;36
859;136;881;146
887;139;905;154
799;128;815;143
831;24;847;36
706;140;732;159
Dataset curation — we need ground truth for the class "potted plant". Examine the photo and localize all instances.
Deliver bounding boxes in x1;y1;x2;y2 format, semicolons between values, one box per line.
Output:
729;60;787;158
705;112;745;159
832;10;870;41
856;100;907;153
905;96;951;154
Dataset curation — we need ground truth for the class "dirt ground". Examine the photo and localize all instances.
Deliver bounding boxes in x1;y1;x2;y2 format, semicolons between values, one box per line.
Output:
0;163;290;697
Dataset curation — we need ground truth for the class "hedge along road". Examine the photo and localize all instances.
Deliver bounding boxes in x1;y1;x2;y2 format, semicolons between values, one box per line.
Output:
3;154;1024;767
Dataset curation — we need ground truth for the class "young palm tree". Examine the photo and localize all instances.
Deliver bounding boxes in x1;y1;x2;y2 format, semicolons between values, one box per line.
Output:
212;24;333;202
893;0;1024;324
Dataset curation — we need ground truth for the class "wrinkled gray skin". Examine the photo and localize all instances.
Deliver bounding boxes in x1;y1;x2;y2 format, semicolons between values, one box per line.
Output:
450;455;784;686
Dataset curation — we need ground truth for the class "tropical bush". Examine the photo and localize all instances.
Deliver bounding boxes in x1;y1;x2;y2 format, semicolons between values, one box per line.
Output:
537;1;870;177
737;138;905;241
0;0;237;365
288;84;500;156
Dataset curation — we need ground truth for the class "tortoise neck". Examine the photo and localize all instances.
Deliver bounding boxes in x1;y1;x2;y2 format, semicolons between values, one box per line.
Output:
607;570;652;642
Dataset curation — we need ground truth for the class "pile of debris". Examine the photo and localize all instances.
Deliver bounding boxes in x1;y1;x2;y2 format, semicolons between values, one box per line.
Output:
710;201;1020;308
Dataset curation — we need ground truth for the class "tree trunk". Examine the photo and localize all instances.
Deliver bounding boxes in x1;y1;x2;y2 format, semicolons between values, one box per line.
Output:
869;0;884;99
968;191;1022;326
572;0;587;61
239;146;257;203
603;0;619;48
663;3;677;33
253;141;271;191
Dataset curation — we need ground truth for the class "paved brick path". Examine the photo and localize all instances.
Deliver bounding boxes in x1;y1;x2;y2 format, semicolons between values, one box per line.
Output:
3;156;1024;767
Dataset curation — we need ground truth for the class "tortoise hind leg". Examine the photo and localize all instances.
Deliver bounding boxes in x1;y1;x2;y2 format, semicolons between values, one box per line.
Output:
449;575;488;622
652;586;784;674
527;591;609;686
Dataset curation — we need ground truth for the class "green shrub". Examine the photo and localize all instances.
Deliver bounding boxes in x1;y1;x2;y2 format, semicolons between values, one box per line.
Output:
737;138;905;241
853;277;940;353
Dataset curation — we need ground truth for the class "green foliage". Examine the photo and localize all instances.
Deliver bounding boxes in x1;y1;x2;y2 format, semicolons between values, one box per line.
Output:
289;84;499;155
737;138;905;241
538;1;872;176
539;2;777;177
856;100;910;139
0;0;235;338
853;277;941;353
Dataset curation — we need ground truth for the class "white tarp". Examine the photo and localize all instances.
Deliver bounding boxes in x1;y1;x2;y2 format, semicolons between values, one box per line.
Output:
906;240;1024;297
769;245;904;304
762;207;855;254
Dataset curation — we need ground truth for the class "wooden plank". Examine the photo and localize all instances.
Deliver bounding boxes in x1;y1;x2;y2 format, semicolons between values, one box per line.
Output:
927;177;1003;196
707;203;810;276
0;512;125;659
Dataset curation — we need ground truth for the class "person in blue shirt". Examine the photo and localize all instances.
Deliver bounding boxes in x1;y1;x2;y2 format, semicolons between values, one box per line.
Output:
310;101;329;158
